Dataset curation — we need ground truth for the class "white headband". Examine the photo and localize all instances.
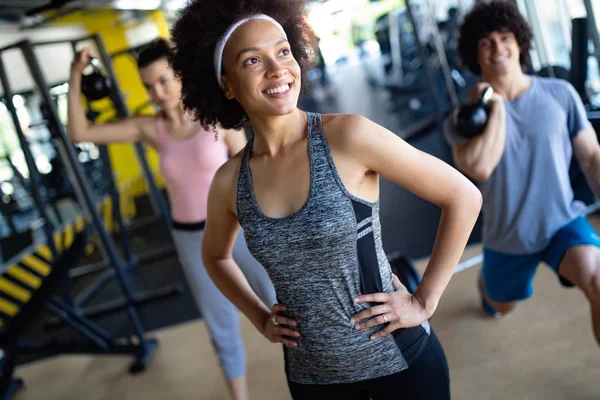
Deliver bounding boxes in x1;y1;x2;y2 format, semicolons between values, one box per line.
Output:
213;14;287;87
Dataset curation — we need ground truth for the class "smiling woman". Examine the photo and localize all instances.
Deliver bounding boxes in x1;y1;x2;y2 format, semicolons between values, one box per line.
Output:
168;0;313;131
169;1;483;399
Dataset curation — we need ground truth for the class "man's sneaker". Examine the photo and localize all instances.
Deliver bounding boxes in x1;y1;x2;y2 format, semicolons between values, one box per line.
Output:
478;272;503;319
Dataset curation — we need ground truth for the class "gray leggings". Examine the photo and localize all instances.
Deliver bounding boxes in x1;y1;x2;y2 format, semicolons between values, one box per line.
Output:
171;228;277;379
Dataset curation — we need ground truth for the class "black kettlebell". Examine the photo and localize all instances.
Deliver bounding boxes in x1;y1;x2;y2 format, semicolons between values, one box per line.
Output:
453;86;494;138
81;57;112;101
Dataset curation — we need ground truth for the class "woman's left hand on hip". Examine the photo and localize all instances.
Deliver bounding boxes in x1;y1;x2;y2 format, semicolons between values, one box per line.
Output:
350;274;432;340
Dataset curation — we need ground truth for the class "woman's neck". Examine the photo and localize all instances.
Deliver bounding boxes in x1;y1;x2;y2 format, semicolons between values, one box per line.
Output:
161;103;188;127
248;109;308;157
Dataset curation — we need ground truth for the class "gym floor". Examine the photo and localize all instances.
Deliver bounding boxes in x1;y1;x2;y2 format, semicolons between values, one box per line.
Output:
11;57;600;399
14;218;600;399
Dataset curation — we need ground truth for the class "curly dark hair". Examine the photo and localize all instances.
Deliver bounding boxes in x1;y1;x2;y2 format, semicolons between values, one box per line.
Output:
457;0;534;75
136;37;172;69
169;0;314;130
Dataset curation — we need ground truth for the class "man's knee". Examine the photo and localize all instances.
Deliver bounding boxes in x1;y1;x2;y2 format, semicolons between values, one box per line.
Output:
585;270;600;303
561;246;600;302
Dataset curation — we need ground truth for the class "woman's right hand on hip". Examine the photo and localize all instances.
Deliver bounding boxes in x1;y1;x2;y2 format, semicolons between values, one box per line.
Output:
262;303;300;347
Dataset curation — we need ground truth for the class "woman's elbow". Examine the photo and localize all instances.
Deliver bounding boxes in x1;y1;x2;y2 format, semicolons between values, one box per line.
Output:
447;178;483;216
201;245;216;269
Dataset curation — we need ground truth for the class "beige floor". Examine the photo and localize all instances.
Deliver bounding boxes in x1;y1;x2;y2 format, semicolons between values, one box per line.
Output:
12;218;600;399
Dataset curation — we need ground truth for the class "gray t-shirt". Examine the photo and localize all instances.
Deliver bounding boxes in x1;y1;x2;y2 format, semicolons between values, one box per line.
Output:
444;76;592;254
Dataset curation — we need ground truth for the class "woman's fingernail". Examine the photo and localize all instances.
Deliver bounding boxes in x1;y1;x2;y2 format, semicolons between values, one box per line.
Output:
349;318;355;323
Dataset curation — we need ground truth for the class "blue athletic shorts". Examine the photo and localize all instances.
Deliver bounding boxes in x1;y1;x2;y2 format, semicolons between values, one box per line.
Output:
482;216;600;302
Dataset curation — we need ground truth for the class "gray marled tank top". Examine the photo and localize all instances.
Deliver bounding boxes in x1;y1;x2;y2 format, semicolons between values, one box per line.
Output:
237;112;429;385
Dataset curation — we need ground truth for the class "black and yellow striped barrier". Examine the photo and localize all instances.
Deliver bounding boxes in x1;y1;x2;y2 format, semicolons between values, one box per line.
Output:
0;216;87;330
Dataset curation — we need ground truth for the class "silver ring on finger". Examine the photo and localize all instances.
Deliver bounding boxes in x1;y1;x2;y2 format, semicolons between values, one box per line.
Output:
272;315;279;325
382;314;387;324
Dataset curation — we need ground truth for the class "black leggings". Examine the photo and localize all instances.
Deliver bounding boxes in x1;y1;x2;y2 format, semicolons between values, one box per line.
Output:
286;330;450;400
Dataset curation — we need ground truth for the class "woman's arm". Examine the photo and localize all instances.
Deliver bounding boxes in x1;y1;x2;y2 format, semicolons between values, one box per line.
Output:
202;158;299;346
337;115;482;333
68;48;150;145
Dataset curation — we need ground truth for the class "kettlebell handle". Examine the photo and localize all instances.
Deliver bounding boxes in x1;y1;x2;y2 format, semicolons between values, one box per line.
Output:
88;56;102;72
480;86;494;106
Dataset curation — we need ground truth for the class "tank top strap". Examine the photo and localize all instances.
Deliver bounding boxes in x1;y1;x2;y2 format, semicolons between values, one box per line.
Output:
306;112;343;188
236;136;255;217
306;112;363;203
305;112;329;174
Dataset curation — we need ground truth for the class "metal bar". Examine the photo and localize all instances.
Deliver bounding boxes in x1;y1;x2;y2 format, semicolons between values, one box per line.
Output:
526;0;553;72
583;0;600;69
73;268;113;306
388;10;404;84
515;0;542;71
45;284;183;330
1;154;28;194
49;296;113;342
405;0;445;128
97;144;138;267
0;379;23;400
20;8;84;31
0;49;57;258
68;259;111;278
135;244;176;263
0;40;26;54
556;0;573;52
76;284;183;320
44;300;109;349
33;36;97;48
425;0;460;109
0;347;22;398
68;243;175;279
19;39;151;349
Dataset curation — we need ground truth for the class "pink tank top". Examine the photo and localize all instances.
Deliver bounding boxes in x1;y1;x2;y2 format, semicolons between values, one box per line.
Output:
155;116;229;223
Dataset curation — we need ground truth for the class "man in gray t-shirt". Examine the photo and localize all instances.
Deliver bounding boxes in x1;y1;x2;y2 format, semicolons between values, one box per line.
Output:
444;1;600;347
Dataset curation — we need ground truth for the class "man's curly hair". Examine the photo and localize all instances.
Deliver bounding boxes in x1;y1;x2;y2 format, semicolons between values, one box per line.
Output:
169;0;313;130
458;0;534;75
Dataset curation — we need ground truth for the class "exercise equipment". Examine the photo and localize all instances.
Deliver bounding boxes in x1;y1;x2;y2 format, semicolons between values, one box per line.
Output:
37;35;181;330
0;37;162;380
452;86;493;138
80;57;112;101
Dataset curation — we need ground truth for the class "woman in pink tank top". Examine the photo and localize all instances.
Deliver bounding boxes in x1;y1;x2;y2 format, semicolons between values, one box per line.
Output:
67;38;276;400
